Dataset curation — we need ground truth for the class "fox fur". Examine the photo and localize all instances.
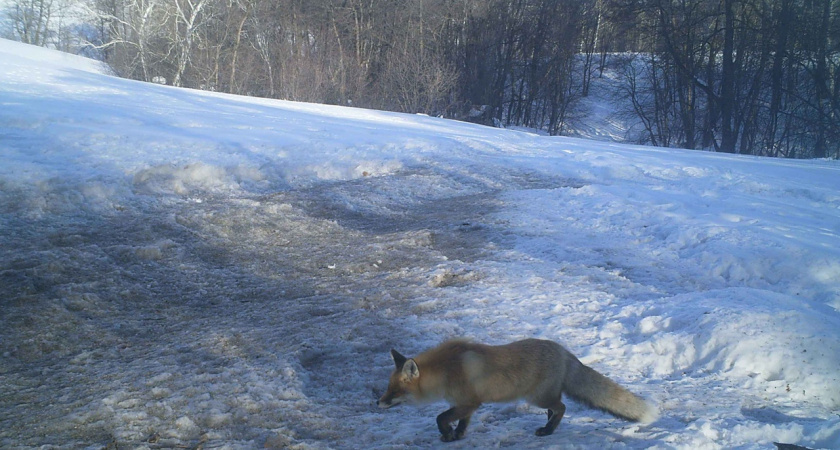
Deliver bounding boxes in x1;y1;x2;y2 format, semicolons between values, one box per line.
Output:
378;338;658;442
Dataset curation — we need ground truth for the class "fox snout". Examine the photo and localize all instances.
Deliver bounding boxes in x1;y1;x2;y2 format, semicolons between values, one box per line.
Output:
377;391;405;409
377;391;391;408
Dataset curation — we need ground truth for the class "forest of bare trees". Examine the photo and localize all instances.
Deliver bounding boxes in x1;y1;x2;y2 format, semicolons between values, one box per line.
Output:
2;0;838;158
613;0;840;158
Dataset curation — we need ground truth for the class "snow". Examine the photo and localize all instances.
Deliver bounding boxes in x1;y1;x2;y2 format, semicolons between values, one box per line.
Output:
1;38;839;449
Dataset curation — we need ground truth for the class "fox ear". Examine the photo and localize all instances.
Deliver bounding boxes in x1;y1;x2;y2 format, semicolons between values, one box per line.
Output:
390;349;407;369
402;359;420;380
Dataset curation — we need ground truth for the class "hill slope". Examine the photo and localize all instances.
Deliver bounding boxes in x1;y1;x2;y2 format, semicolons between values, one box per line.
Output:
1;39;839;449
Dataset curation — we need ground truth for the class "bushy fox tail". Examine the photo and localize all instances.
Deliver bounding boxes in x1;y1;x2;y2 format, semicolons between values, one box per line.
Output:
565;363;659;424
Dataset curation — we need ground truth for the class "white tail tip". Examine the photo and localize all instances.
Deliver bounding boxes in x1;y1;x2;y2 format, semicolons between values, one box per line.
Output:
639;402;660;424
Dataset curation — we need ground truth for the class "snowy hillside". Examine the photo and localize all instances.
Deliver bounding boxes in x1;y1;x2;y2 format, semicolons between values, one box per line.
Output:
1;39;839;449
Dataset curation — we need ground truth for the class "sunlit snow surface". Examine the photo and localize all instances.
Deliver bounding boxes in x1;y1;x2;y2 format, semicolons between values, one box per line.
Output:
1;39;839;449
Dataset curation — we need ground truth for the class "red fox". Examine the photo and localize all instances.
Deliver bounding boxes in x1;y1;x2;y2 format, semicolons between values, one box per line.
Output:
378;338;658;442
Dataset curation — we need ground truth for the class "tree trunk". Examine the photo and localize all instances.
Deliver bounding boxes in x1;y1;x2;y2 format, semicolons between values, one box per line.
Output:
719;0;737;153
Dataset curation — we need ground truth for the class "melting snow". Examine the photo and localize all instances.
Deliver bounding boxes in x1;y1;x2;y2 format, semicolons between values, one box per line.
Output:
1;39;839;449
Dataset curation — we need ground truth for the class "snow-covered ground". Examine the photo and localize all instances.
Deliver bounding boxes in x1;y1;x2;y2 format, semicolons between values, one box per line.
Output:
1;39;839;449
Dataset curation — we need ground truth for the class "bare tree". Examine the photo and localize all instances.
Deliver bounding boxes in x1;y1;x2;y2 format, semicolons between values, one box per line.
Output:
4;0;55;46
85;0;172;82
31;0;832;157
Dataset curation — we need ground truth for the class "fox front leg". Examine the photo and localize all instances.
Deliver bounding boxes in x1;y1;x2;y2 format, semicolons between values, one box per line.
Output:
436;405;479;442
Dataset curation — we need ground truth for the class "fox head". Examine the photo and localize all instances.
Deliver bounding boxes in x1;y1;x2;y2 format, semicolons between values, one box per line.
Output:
378;349;420;409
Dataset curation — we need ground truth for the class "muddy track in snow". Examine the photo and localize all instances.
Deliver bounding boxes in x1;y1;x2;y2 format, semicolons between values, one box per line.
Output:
1;161;588;447
0;168;513;447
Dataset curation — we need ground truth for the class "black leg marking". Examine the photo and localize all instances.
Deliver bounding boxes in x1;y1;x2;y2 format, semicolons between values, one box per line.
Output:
453;415;471;441
536;402;566;436
436;405;479;442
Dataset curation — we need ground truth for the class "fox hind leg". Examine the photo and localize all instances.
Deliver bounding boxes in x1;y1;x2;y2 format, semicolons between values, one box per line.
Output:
437;405;479;442
454;415;471;439
536;401;566;436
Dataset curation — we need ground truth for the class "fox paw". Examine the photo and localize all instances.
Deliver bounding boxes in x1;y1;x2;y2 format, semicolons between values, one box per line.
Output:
535;426;554;437
440;429;465;442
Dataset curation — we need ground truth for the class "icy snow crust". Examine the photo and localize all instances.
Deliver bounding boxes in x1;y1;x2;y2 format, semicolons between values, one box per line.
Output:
1;39;839;449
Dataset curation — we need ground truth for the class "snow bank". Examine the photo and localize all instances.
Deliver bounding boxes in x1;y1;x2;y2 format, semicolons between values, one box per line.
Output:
622;289;840;407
